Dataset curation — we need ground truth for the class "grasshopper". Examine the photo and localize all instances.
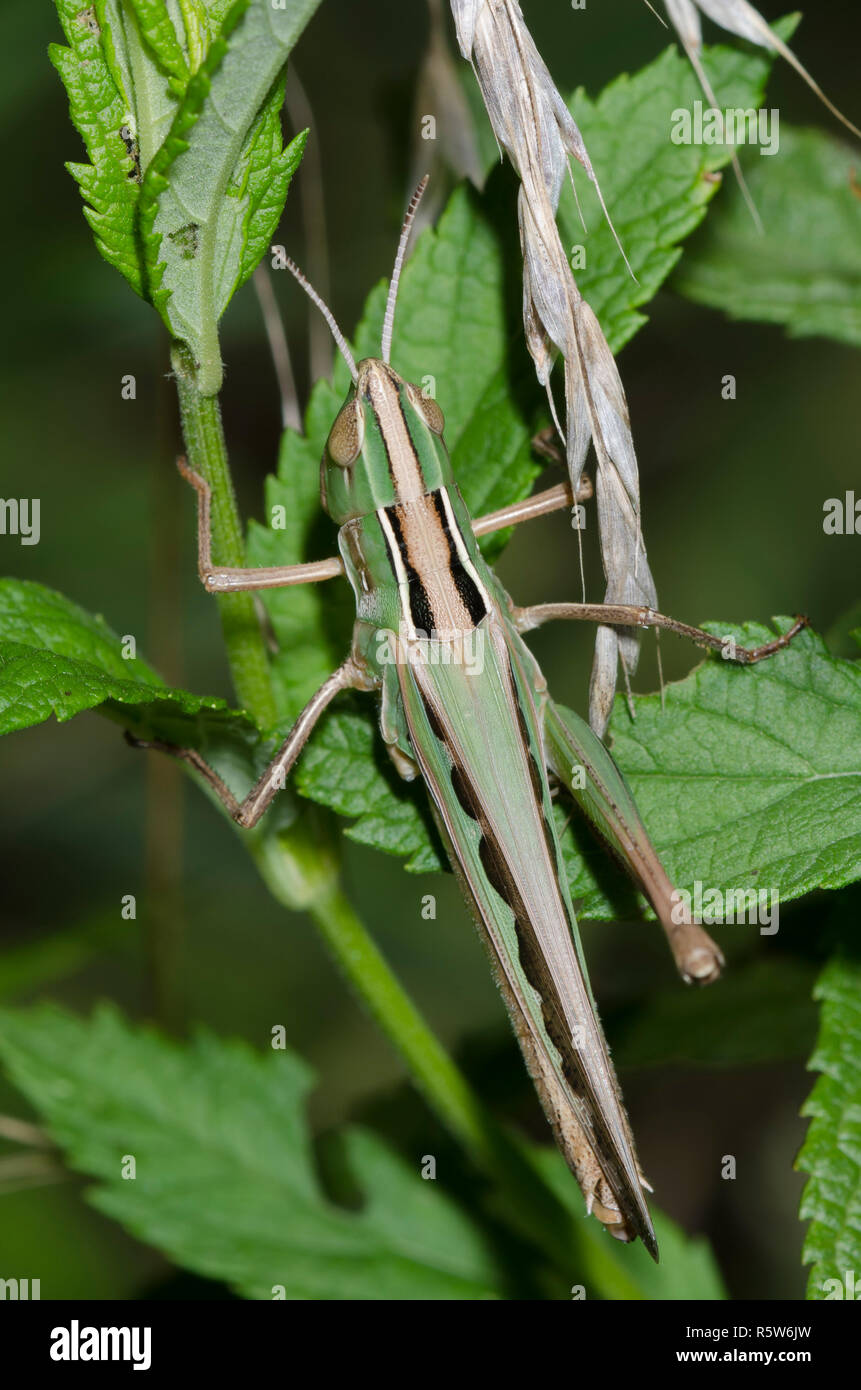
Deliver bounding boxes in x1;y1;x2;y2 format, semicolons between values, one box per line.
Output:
136;181;804;1259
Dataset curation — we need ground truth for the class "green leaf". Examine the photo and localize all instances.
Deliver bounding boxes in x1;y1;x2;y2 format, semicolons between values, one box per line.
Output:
560;21;796;353
610;957;818;1070
674;126;861;348
205;1;239;31
797;955;861;1299
0;578;257;754
0;578;341;911
124;0;189;90
0;1003;502;1299
52;1;315;345
141;0;319;392
235;87;307;291
563;620;861;920
50;1;143;294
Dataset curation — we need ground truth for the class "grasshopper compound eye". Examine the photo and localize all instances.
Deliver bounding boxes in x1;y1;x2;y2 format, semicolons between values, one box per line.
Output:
407;385;445;436
327;398;365;466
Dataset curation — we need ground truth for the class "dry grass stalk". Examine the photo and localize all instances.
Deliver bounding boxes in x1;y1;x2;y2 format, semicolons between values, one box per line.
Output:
451;0;657;735
664;0;860;142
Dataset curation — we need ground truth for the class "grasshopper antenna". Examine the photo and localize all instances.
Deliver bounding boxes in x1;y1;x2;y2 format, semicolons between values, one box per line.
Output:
381;175;429;366
283;255;359;383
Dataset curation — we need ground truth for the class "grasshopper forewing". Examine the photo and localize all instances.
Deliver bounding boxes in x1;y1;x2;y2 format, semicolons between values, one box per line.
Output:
135;182;806;1260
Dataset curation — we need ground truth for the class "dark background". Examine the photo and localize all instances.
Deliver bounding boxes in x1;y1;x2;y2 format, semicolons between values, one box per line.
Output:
0;0;858;1298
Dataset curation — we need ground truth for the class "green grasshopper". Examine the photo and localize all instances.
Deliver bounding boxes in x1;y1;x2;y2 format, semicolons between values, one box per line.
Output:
137;181;804;1259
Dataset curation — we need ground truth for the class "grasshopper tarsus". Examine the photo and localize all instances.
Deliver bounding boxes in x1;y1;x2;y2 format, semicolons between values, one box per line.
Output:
731;614;809;664
678;932;725;987
658;901;724;985
125;730;245;822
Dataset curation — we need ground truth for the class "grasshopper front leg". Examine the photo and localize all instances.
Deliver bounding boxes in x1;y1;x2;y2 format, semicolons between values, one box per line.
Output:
180;463;594;592
177;458;345;592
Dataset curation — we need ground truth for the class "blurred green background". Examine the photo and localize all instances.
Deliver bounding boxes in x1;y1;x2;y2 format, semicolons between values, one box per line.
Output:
0;0;858;1299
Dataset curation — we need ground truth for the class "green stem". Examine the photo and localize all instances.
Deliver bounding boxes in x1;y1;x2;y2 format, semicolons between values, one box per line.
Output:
313;886;493;1155
172;343;278;729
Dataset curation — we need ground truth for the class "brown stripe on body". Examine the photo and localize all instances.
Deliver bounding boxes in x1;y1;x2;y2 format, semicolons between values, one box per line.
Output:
380;491;490;639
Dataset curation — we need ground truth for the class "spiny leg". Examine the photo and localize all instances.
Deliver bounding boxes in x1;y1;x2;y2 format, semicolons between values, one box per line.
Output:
514;602;808;663
127;658;365;829
178;457;345;592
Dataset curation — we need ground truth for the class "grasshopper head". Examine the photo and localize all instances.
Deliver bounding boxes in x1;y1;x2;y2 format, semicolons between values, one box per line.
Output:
321;358;450;524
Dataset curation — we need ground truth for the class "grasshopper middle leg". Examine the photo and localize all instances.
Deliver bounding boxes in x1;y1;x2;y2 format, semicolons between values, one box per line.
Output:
127;658;366;829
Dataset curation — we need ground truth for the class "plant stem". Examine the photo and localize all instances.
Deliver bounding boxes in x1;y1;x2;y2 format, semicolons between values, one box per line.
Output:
144;336;187;1035
172;343;278;729
314;885;493;1152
